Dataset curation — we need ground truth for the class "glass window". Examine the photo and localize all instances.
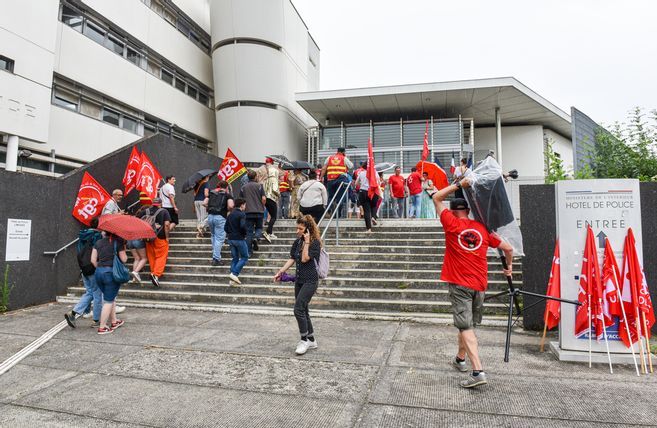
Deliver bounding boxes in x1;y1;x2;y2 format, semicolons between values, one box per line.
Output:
187;85;198;99
53;89;78;111
126;47;141;66
177;19;191;37
163;9;176;25
105;33;125;55
174;77;186;92
83;21;105;45
403;150;422;173
433;121;462;149
121;115;138;133
402;122;425;148
80;98;102;119
0;55;14;73
161;68;174;84
345;125;370;150
373;123;400;148
146;58;161;76
374;150;401;167
320;127;342;150
102;108;120;126
61;5;83;31
200;39;211;53
198;91;209;106
54;163;75;174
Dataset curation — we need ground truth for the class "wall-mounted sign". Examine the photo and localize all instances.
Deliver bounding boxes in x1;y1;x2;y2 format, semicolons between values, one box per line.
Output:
5;219;32;261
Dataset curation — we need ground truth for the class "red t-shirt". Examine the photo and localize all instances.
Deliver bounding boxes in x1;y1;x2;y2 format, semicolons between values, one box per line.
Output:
388;175;405;198
440;210;501;291
406;172;422;195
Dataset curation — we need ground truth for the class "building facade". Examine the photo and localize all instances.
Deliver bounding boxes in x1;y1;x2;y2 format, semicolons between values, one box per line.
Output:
0;0;319;175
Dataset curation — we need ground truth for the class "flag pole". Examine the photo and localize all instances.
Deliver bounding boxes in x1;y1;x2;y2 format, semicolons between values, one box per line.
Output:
588;294;592;368
635;307;647;374
611;269;640;376
598;298;613;374
641;312;654;373
539;320;549;353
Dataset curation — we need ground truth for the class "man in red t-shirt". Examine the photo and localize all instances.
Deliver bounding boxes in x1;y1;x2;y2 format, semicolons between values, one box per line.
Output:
406;167;423;218
387;166;406;218
433;179;513;389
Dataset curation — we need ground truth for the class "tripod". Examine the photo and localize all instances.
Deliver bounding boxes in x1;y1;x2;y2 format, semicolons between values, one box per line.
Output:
486;250;580;362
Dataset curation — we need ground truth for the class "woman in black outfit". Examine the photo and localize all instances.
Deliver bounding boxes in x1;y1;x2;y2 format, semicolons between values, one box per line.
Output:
274;215;322;355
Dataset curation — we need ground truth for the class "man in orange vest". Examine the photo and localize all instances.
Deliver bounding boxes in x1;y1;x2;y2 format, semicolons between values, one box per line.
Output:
321;147;353;218
278;163;291;219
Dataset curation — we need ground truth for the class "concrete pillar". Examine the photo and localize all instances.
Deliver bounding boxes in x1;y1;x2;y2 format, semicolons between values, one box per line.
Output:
5;135;19;172
495;108;503;167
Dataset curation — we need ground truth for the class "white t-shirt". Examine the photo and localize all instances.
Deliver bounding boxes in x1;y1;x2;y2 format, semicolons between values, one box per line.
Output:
160;183;175;208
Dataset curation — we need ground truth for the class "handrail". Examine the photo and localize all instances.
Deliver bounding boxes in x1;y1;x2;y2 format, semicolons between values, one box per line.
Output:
317;181;346;227
43;238;79;264
321;184;350;245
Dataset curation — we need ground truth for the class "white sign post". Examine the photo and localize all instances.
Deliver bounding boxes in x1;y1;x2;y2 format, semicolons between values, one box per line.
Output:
553;179;642;361
5;219;32;262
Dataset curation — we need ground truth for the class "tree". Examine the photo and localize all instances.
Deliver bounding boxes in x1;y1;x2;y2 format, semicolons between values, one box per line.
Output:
544;140;569;184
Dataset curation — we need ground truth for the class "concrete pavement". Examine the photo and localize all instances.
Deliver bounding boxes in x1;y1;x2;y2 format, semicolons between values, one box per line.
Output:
0;303;655;427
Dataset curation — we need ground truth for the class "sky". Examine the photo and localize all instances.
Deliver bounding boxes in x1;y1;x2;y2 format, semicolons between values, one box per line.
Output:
292;0;657;126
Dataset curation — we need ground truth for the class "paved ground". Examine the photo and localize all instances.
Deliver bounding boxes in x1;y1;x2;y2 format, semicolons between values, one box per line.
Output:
0;303;655;427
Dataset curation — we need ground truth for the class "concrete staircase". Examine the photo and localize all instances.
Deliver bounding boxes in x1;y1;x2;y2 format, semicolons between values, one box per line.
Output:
60;219;521;322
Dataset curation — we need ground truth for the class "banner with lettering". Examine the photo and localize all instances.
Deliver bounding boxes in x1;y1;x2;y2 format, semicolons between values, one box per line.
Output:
72;172;112;225
122;146;141;195
217;148;247;184
135;151;162;200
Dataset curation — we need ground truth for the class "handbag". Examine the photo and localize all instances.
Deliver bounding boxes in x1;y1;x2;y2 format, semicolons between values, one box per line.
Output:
112;241;131;284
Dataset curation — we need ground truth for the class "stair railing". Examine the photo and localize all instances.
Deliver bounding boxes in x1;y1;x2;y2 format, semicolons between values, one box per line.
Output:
43;238;79;264
316;181;346;228
320;183;351;245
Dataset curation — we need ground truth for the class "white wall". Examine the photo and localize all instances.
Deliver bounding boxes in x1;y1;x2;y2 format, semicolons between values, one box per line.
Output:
474;125;546;179
172;0;211;34
544;128;574;176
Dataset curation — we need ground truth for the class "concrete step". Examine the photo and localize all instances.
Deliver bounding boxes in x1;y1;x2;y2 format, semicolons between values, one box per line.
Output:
168;237;447;246
167;243;448;253
170;230;446;239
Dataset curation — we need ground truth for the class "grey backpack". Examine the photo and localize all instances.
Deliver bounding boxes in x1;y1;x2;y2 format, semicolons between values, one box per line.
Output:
315;247;330;280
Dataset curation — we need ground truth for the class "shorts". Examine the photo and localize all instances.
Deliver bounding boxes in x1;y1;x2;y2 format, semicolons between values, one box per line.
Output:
94;266;121;303
165;207;179;224
448;283;484;331
127;239;145;250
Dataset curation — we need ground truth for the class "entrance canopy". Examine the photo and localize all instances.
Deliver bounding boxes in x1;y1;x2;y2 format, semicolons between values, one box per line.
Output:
296;77;572;138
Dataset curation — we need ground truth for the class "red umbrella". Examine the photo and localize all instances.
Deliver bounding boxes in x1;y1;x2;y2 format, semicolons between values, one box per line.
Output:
97;214;156;241
416;161;449;190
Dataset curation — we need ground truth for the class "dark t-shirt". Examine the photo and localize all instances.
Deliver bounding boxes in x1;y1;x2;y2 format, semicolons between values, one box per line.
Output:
94;237;126;267
240;181;265;214
225;209;247;240
143;206;172;240
194;182;209;201
290;238;321;284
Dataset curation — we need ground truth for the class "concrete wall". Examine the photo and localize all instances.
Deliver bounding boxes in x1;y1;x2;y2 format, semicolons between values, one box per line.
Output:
0;134;222;311
544;129;574;176
475;125;545;179
520;183;657;334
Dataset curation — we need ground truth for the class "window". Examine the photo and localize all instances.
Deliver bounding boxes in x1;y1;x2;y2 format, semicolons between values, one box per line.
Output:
0;55;14;73
61;5;83;31
186;85;198;99
105;34;125;55
161;68;174;84
146;58;161;76
53;89;78;111
198;91;209;106
126;46;141;66
121;115;138;133
80;98;102;119
83;21;105;44
102;108;120;126
174;77;186;92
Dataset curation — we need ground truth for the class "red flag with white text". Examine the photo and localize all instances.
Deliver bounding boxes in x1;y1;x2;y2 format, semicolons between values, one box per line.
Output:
450;154;456;174
122;146;141;195
575;227;604;339
543;240;561;330
217;148;247;184
421;121;429;162
602;238;622;325
135;151;162;201
71;172;112;226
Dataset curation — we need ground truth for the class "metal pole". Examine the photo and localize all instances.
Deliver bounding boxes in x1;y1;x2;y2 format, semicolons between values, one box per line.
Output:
470;119;475;164
399;118;403;171
430;116;434;161
495;108;503;167
458;115;463;162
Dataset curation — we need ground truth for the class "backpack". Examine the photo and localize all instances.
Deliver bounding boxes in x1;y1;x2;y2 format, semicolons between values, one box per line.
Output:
141;208;165;240
315;247;330;280
77;240;96;276
207;190;228;215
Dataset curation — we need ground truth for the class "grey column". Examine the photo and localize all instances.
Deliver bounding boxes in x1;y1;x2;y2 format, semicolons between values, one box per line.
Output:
5;135;19;172
495;108;503;167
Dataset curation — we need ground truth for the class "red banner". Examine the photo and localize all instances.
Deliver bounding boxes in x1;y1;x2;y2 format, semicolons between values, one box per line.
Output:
366;138;381;199
575;226;604;340
135;151;162;200
217;148;247;184
421;121;429;162
72;172;112;226
544;240;561;330
122;146;141;195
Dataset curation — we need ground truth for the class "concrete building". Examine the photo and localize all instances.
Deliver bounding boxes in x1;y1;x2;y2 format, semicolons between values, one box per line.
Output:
0;0;319;175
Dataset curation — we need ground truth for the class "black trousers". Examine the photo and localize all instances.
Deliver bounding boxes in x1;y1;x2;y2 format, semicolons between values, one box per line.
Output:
294;281;317;337
358;190;379;230
300;204;325;224
265;198;278;235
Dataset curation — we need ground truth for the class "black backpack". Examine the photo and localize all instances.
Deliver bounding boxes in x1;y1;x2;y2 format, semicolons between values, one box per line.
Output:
207;190;228;215
77;240;96;276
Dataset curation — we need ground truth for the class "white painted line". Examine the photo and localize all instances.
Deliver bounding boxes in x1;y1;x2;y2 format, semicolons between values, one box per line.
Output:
0;320;68;376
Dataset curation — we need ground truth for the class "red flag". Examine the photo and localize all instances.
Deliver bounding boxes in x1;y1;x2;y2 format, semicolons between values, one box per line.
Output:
575;226;604;339
218;148;247;184
122;146;141;195
135;151;162;201
421;121;429;162
543;240;561;330
366;138;380;200
450;154;456;174
602;239;623;324
72;172;112;226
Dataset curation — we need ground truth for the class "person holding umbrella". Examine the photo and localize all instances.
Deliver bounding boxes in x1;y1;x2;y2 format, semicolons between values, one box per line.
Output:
193;176;210;238
90;232;128;334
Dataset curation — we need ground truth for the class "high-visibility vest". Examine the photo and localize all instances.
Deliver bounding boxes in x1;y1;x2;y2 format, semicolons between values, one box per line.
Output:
279;171;290;192
326;154;348;180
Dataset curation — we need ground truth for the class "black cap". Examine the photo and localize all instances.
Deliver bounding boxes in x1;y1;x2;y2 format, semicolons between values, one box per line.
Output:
450;198;469;211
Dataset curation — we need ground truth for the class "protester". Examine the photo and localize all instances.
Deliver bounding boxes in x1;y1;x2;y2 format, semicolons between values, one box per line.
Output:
143;197;171;287
347;177;360;219
387;166;406;218
101;189;124;215
205;180;234;266
288;168;306;219
420;172;437;219
406;167;423;218
274;215;322;355
258;157;280;242
376;172;386;218
240;169;266;256
278;164;291;219
160;175;179;231
65;218;103;328
91;232;128;334
193;176;210;238
225;198;248;284
298;170;328;224
322;147;353;218
354;161;380;233
453;158;470;199
126;206;148;285
432;179;513;388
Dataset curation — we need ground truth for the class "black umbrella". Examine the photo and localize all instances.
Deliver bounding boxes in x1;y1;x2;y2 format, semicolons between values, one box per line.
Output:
282;160;315;170
182;168;217;193
267;154;293;167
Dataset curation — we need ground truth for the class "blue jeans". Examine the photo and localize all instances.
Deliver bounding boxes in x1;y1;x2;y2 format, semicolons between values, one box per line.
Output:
279;192;290;218
245;213;264;254
327;175;349;218
207;214;227;261
95;266;121;303
73;274;102;321
228;239;249;275
408;194;422;218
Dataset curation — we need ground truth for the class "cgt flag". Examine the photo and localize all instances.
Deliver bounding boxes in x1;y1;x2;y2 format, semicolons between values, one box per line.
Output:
602;239;623;324
72;172;111;226
421;121;429;162
135;151;162;201
218;148;247;184
543;240;561;330
575;226;605;339
122;146;141;195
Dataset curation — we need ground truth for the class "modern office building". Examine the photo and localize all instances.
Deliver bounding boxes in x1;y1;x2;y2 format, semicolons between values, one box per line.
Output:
0;0;319;175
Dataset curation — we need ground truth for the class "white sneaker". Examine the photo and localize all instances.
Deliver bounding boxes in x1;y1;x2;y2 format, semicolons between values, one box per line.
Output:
306;339;318;350
130;271;142;285
228;273;242;284
295;340;310;355
82;312;92;319
115;305;126;314
269;234;278;240
262;232;272;243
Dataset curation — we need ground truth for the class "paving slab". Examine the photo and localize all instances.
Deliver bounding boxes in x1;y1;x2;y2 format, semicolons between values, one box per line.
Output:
0;332;39;361
0;364;78;404
0;403;144;427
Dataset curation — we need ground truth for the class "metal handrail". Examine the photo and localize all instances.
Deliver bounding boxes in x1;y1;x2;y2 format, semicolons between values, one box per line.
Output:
316;181;346;227
43;238;79;264
320;185;350;245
